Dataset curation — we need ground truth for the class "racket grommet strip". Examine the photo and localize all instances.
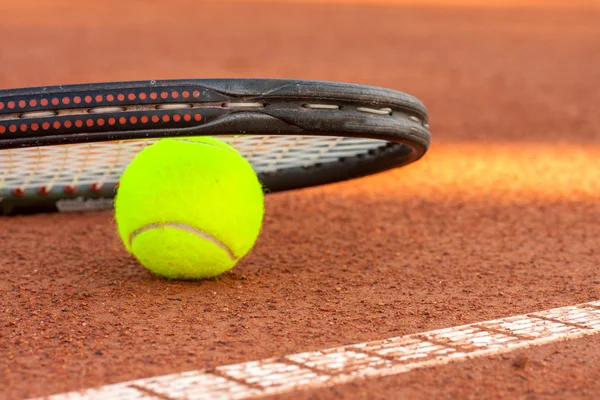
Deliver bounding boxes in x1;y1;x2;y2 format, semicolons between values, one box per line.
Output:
156;104;193;111
356;107;392;115
89;107;126;114
21;111;58;119
302;104;341;110
221;102;265;109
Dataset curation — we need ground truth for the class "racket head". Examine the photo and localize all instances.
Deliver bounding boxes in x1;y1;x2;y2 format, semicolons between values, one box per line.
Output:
0;79;431;215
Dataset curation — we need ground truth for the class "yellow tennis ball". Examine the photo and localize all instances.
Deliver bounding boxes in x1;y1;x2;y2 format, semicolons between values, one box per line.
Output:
114;136;264;279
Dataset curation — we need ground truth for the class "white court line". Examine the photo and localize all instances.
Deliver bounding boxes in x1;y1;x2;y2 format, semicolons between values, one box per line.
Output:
33;300;600;400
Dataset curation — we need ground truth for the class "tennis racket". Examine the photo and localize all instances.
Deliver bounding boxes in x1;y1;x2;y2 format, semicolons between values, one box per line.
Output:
0;79;431;215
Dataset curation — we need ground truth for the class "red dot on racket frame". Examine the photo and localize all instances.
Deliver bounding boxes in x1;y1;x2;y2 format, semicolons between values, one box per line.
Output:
182;91;190;98
160;92;168;99
13;187;26;196
42;122;51;130
141;116;149;123
74;96;82;104
64;185;77;194
139;93;147;100
0;125;6;134
106;94;115;101
0;102;4;110
52;98;59;105
162;115;170;122
108;118;116;125
53;121;61;129
85;96;92;103
9;125;17;133
152;115;159;123
19;100;26;108
117;94;125;101
62;97;71;105
95;95;103;102
20;124;28;132
41;99;49;106
8;101;16;109
31;123;39;131
38;186;50;195
150;92;158;100
30;99;38;107
194;113;202;121
64;120;73;128
128;93;136;101
90;183;102;192
75;120;83;128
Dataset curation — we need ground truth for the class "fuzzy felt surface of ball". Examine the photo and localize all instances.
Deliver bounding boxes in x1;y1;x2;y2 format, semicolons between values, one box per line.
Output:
114;136;264;279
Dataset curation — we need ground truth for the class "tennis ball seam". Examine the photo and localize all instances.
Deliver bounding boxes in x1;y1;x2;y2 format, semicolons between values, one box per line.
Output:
129;222;237;261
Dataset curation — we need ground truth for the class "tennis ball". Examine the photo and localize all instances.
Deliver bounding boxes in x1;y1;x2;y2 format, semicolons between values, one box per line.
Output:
114;136;264;280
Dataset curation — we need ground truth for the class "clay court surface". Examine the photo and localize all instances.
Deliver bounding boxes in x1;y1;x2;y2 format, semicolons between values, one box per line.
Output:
1;0;600;399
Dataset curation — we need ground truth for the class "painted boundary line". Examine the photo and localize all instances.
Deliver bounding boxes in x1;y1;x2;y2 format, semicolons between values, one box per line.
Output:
33;300;600;400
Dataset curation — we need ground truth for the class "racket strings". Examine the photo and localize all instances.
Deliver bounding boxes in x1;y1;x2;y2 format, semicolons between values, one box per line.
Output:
0;136;388;197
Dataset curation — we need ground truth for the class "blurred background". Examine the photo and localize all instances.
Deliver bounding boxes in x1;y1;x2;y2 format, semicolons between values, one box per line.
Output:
1;0;598;148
